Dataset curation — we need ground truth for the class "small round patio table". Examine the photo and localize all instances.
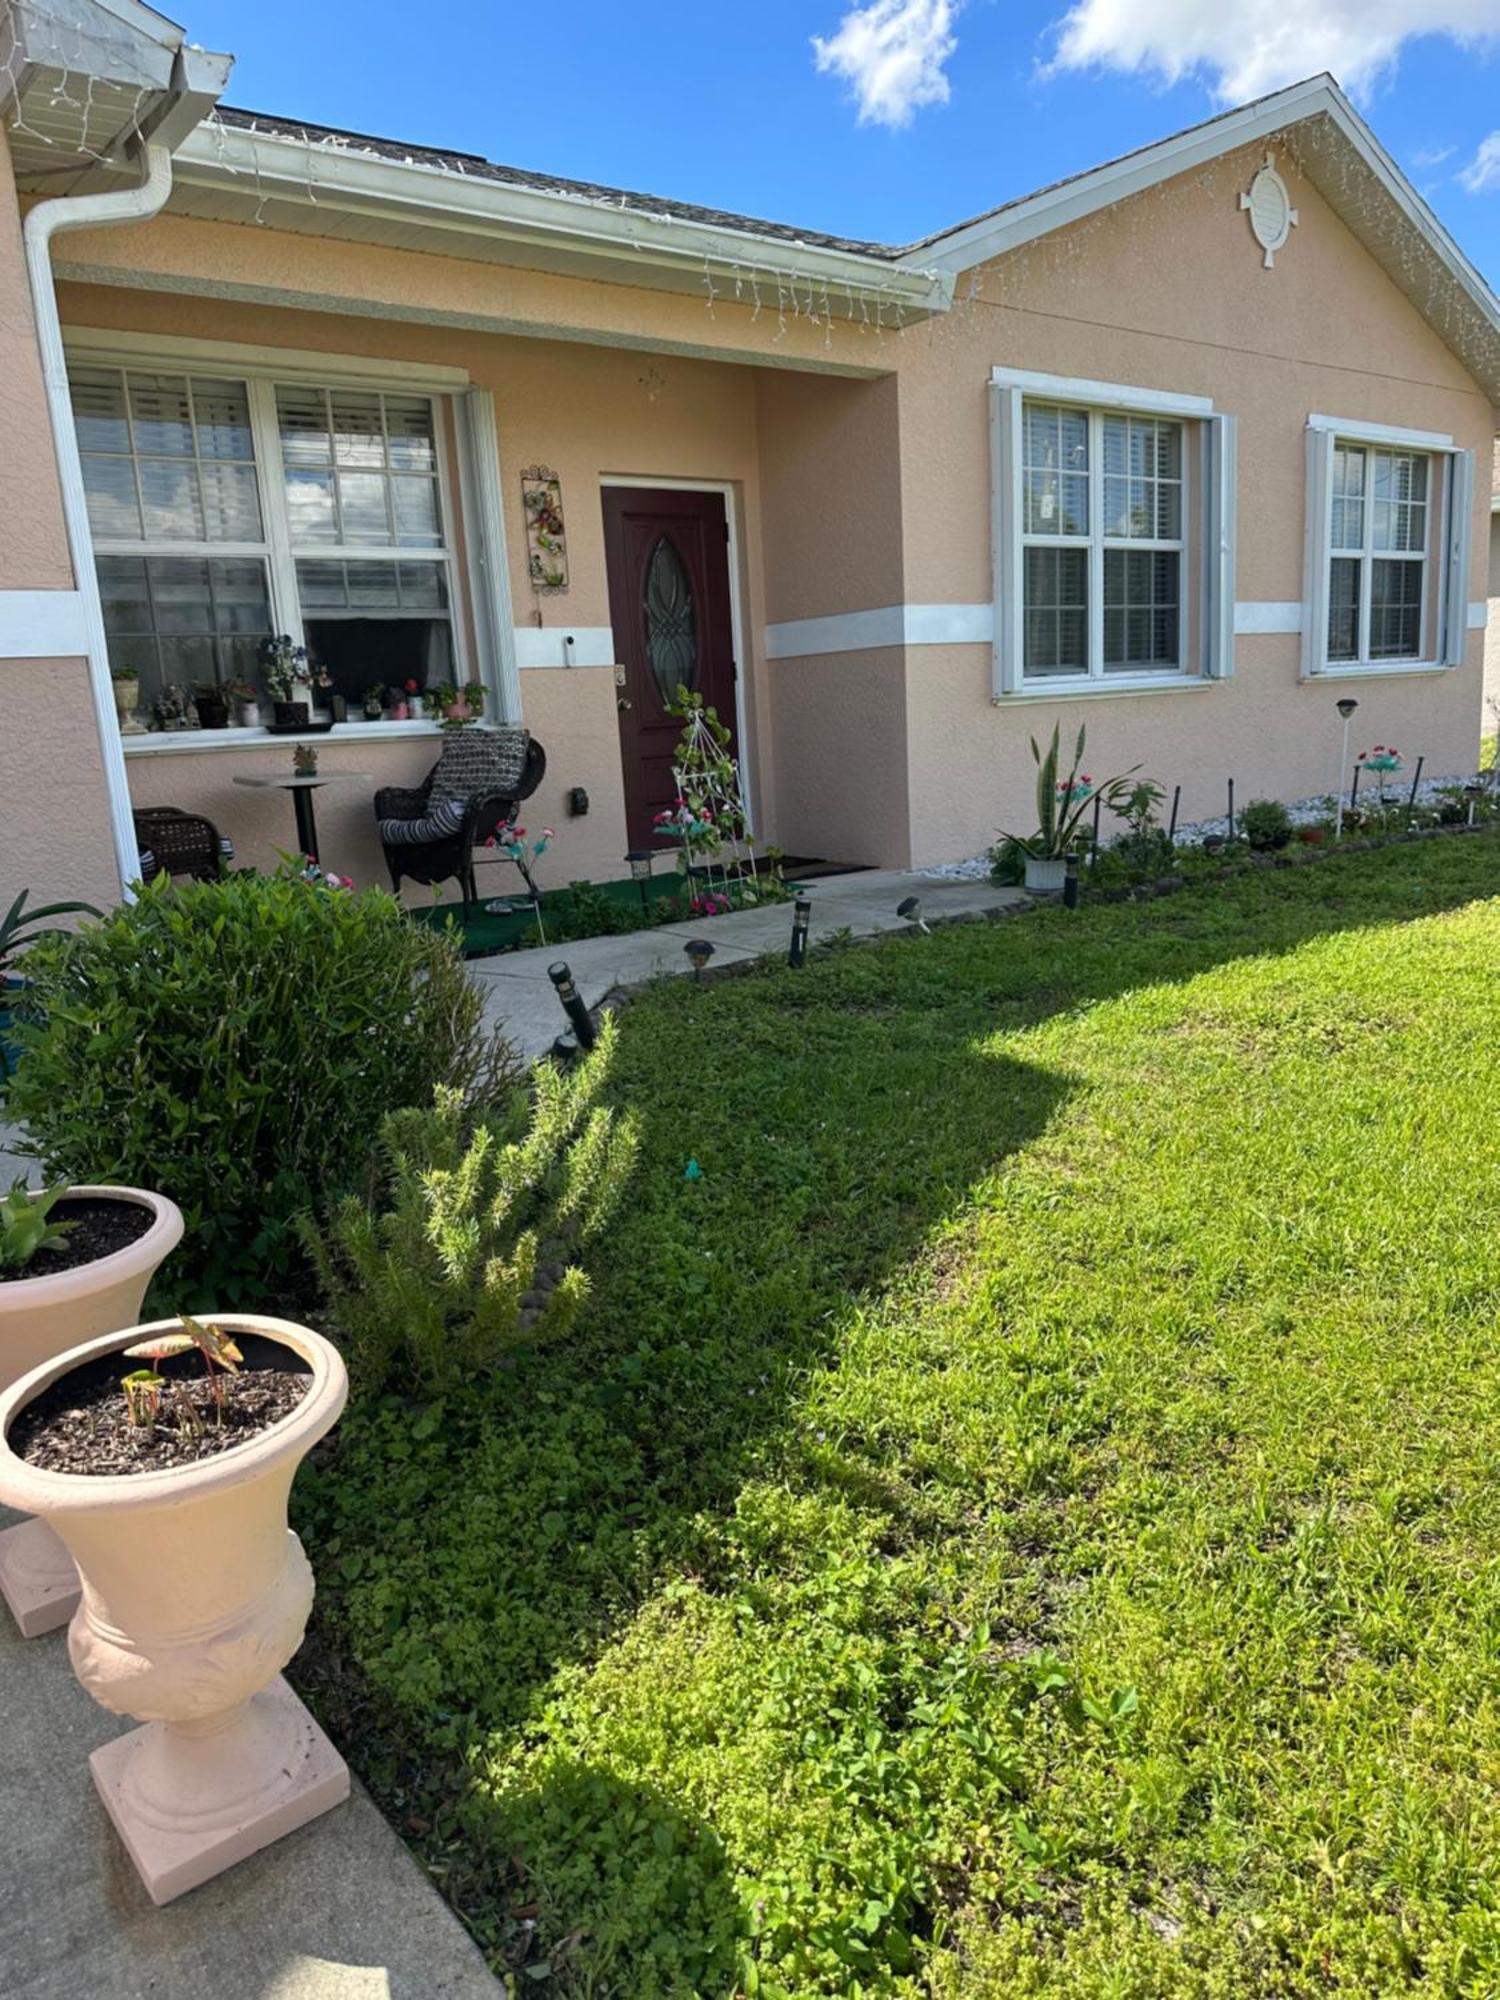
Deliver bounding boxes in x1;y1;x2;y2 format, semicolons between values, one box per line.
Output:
231;770;372;866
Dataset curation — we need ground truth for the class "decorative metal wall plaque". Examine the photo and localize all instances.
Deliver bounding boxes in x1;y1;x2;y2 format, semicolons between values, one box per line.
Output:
1240;151;1298;268
520;466;569;595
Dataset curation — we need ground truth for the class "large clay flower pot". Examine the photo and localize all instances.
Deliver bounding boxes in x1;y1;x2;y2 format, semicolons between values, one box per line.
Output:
0;1313;349;1904
0;1186;183;1637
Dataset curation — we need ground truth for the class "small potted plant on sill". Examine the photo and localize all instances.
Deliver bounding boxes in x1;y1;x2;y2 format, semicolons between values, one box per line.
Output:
403;678;425;720
999;725;1136;895
0;1311;349;1901
226;678;261;729
110;666;147;737
0;1176;184;1637
192;683;231;730
362;682;386;722
261;635;311;727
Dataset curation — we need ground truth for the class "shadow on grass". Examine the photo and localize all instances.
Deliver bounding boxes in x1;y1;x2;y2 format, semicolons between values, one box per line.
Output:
290;833;1500;1979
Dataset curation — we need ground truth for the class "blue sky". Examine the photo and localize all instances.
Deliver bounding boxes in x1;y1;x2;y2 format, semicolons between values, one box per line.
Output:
181;0;1500;285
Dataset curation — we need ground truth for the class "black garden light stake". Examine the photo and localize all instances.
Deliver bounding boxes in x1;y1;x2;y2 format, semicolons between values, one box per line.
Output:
1464;783;1484;827
685;937;715;983
1063;850;1080;910
547;961;598;1051
1091;792;1103;869
1348;761;1362;822
624;849;656;920
1334;697;1359;840
789;893;811;968
1406;756;1424;809
1226;778;1235;844
1168;784;1181;847
551;1031;579;1068
896;895;929;935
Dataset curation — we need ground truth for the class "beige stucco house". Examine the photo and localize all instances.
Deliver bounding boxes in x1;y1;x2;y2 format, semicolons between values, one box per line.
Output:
3;0;1498;910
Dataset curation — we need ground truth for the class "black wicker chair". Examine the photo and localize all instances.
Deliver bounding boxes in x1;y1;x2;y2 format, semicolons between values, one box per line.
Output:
132;807;233;884
375;737;547;919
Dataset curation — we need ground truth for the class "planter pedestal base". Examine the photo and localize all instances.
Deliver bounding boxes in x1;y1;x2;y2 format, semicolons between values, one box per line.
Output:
89;1675;349;1904
0;1515;80;1637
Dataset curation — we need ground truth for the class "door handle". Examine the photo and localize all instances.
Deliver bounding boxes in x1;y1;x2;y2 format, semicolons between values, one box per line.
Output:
617;695;632;711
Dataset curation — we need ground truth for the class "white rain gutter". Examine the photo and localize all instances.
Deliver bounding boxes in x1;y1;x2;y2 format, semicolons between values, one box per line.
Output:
23;139;174;896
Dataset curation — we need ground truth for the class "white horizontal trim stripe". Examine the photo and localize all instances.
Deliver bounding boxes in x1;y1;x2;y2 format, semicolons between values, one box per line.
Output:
1234;601;1303;634
990;366;1213;417
1307;413;1456;450
765;604;993;658
514;627;616;669
0;589;88;659
1468;601;1489;630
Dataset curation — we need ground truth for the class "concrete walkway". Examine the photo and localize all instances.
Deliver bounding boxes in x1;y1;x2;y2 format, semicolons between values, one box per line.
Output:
473;867;1026;1057
0;1553;503;1999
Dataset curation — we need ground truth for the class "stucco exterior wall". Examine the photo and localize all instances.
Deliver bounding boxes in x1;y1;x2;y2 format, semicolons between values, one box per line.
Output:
1;659;122;908
0;128;71;592
767;646;909;866
0;130;120;912
892;138;1494;864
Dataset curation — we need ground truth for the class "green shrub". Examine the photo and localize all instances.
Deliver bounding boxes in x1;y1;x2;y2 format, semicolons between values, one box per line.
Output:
300;1018;638;1393
1239;797;1293;851
9;869;519;1304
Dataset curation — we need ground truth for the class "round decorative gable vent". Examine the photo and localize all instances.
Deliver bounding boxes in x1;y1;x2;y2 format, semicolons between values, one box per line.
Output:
1240;151;1299;268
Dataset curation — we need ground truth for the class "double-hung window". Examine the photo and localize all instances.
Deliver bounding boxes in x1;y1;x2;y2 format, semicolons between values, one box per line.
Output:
68;354;501;730
1304;417;1474;677
991;369;1236;697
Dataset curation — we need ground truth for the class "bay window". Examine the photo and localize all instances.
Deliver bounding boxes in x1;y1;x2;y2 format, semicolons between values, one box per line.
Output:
69;356;469;726
991;369;1236;696
1303;416;1474;677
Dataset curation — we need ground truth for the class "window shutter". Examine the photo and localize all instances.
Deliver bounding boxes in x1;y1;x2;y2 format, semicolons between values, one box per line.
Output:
1205;412;1237;678
989;381;1024;697
1441;447;1475;668
1300;424;1335;679
454;387;522;724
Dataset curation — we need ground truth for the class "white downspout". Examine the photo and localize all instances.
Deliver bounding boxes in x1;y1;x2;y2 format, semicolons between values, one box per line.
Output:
23;141;175;897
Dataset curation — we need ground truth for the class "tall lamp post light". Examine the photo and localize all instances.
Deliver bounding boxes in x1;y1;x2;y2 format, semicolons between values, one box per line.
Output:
1334;697;1359;841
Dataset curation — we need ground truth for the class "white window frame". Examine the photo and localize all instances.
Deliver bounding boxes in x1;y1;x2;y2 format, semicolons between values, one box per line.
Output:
989;367;1236;699
1302;414;1474;680
62;331;522;741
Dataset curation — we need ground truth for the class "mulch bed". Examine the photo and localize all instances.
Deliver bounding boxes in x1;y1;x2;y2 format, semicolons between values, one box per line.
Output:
12;1355;310;1476
20;1197;154;1280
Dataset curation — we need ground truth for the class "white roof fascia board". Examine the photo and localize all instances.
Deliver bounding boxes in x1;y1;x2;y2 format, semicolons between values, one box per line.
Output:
922;76;1337;276
173;123;954;313
136;44;233;154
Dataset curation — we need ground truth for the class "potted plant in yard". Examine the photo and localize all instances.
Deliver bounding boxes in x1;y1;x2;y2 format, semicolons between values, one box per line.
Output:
261;635;312;727
227;677;261;728
1;889;102;1084
0;1312;349;1902
110;666;146;736
192;682;230;730
362;682;386;722
999;725;1136;894
0;1178;184;1636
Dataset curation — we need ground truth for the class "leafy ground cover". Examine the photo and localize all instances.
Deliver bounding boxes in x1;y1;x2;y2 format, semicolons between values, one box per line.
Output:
297;833;1500;1996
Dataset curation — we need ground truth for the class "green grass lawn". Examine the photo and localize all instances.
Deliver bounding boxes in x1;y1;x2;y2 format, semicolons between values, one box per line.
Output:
299;834;1500;1997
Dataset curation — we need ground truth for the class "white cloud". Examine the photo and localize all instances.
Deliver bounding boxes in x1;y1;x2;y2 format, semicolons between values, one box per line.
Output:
1412;142;1456;169
1047;0;1500;104
813;0;960;128
1459;130;1500;190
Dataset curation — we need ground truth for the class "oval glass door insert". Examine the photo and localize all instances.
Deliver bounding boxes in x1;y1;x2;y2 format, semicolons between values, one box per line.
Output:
645;535;698;704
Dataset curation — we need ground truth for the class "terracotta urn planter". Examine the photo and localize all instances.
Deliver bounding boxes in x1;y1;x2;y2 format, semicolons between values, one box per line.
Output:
0;1186;183;1637
0;1313;349;1904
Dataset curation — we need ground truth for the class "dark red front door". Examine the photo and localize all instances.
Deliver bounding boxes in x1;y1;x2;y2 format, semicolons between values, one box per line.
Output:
602;486;738;849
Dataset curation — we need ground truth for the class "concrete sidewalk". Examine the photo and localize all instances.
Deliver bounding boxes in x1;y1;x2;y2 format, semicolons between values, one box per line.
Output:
0;1556;503;1999
473;867;1027;1058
